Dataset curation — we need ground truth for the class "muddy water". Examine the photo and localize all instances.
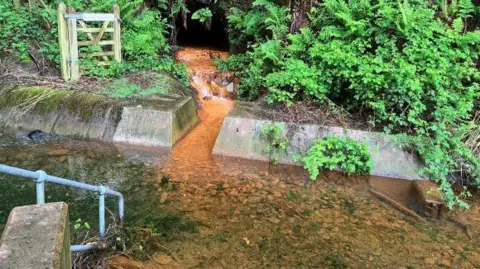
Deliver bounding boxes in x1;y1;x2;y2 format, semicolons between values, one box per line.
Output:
0;47;479;268
164;48;234;181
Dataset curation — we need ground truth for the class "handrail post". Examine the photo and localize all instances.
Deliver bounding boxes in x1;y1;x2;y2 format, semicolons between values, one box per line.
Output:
119;196;124;227
98;186;106;239
0;164;125;252
35;171;47;204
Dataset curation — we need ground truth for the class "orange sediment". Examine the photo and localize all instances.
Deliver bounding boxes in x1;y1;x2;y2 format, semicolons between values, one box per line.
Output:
160;47;233;181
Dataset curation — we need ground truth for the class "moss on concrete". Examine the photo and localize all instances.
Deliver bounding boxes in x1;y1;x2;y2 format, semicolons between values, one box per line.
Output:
0;87;119;122
172;97;199;144
1;86;199;147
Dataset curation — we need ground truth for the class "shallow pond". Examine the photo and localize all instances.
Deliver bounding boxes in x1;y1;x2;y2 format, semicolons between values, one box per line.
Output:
1;129;479;268
0;47;479;268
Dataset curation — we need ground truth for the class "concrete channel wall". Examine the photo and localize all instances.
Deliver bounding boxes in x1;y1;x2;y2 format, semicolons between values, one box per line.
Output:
0;202;71;269
0;87;199;148
213;102;425;180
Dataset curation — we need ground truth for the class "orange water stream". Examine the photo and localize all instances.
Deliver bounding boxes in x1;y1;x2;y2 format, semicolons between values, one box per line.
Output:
161;48;234;180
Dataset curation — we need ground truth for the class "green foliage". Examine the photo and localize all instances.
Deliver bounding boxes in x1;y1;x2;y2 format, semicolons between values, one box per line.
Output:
122;9;170;64
0;1;58;62
74;218;91;231
302;136;373;180
191;8;212;23
104;76;167;99
227;0;290;47
0;2;35;61
260;122;289;164
216;182;224;192
1;0;188;85
160;175;169;186
224;0;480;209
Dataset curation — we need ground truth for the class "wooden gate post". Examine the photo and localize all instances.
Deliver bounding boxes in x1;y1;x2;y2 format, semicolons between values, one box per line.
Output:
67;7;80;81
13;0;21;9
57;2;70;81
112;4;122;63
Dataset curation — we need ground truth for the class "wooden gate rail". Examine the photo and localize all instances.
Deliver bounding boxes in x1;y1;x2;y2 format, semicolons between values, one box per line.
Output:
57;2;121;81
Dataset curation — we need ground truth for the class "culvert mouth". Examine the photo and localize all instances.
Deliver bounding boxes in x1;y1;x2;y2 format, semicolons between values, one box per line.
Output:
174;3;229;51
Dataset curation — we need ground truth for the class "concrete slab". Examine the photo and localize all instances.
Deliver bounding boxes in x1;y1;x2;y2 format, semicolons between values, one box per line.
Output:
0;87;199;148
0;202;71;269
213;102;425;180
113;96;199;147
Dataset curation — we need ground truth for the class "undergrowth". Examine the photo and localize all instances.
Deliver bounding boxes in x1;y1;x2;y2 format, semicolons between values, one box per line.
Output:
103;75;168;99
0;0;189;85
223;0;480;209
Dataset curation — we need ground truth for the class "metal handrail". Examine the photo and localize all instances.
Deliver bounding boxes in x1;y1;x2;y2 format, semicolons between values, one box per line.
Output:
0;164;124;252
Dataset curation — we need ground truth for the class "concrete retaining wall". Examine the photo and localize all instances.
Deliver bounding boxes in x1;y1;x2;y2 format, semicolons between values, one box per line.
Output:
0;202;71;269
213;102;425;180
0;87;199;148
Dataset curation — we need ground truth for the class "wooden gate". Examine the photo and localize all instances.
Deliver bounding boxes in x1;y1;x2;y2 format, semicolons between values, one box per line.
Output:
57;2;121;81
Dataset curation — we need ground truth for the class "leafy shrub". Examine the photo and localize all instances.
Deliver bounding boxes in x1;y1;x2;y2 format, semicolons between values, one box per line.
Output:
260;122;289;164
325;253;347;269
122;9;170;65
224;0;480;209
0;2;37;61
2;0;187;84
227;0;290;47
191;8;212;23
302;136;373;180
0;2;58;63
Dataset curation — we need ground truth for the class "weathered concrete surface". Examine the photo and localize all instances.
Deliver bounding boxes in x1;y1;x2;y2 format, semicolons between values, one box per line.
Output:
0;87;199;148
0;202;71;269
213;102;425;180
113;97;199;147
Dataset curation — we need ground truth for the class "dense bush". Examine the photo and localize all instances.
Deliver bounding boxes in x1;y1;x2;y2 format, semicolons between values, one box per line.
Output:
224;0;480;208
0;1;58;62
0;0;188;84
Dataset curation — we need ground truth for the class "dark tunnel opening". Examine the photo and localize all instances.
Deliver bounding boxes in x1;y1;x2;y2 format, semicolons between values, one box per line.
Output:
175;4;229;51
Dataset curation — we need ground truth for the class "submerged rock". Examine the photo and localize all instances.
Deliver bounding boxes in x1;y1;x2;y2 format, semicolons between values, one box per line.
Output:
27;130;62;144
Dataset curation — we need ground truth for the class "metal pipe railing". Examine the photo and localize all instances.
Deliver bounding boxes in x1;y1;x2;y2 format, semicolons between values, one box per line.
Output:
0;164;124;252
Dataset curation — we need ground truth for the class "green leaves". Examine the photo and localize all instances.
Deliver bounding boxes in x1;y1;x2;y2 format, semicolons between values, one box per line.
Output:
260;123;290;164
122;10;170;61
0;2;56;62
224;0;480;209
74;218;91;231
191;8;213;23
227;0;291;46
302;136;373;180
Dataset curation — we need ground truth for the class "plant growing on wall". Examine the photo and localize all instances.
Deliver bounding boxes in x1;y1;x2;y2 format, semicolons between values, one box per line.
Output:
302;136;373;180
260;122;289;164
